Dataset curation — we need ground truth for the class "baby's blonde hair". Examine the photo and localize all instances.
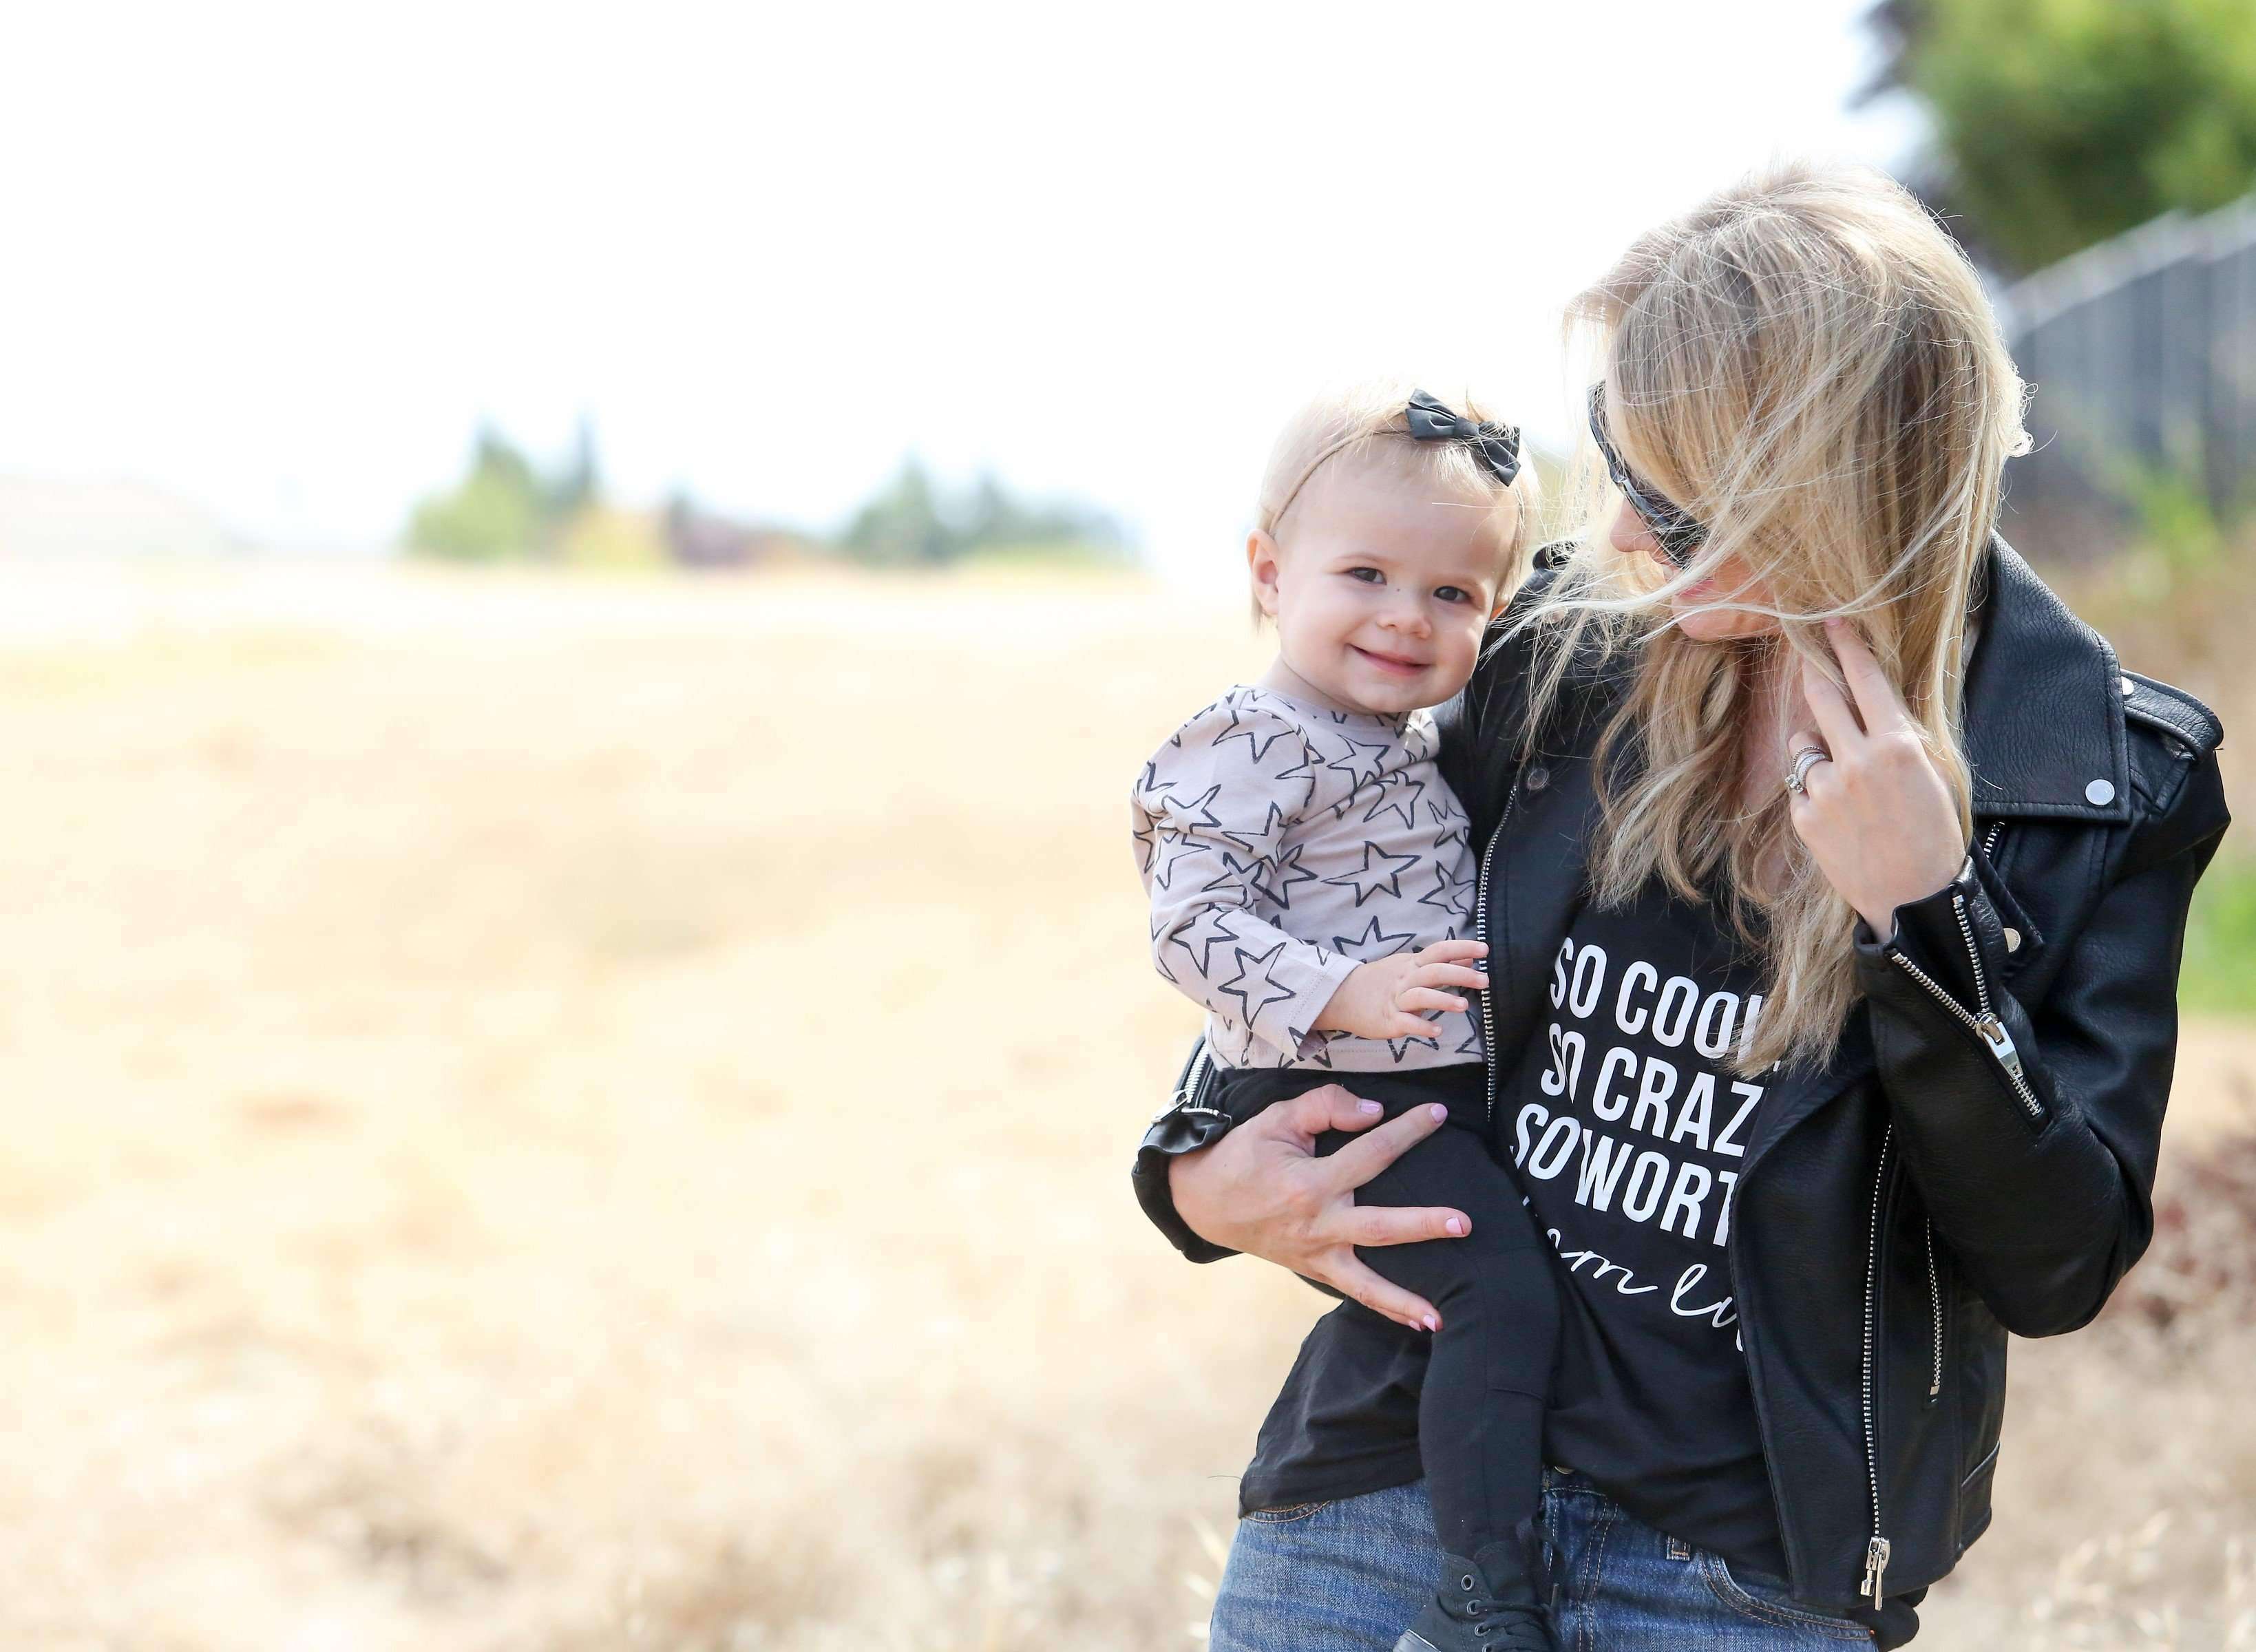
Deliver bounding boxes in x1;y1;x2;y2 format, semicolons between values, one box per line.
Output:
1250;378;1540;622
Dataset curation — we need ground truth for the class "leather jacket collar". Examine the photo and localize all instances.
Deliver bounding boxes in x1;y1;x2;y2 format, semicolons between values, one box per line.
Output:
1962;535;2131;824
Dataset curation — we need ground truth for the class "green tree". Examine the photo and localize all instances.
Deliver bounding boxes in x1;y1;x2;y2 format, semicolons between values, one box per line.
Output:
551;414;600;520
832;461;1132;569
1867;0;2256;273
407;422;612;562
407;426;546;561
841;458;959;566
959;468;1126;552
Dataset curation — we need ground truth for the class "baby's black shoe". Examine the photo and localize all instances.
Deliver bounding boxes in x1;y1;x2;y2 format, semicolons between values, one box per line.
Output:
1393;1517;1560;1652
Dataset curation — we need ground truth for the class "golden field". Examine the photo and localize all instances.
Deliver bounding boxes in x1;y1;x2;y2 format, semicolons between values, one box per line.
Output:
2;561;2252;1650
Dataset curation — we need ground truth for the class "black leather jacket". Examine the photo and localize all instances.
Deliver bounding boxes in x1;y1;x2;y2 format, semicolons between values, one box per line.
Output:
1130;534;2231;1616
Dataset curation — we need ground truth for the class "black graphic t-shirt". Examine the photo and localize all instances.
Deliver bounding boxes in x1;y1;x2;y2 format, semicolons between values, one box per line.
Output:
1236;873;1914;1643
1502;873;1784;1576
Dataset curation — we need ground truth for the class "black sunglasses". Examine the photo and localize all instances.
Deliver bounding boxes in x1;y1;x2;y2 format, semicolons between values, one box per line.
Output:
1588;382;1709;568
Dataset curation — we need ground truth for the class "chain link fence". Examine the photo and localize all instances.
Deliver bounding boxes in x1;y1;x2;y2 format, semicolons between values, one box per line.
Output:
2002;192;2256;562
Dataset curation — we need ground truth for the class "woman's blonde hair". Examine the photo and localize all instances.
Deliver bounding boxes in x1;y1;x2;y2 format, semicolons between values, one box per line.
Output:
1250;378;1541;622
1512;160;2031;1077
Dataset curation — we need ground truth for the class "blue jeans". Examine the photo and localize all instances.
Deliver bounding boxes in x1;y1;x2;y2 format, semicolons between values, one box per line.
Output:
1211;1471;1875;1650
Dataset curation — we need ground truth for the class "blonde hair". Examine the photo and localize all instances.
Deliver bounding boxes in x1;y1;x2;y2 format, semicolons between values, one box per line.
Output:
1250;379;1541;622
1511;161;2031;1077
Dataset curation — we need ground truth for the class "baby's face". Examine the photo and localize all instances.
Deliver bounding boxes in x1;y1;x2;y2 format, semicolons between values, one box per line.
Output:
1252;454;1510;716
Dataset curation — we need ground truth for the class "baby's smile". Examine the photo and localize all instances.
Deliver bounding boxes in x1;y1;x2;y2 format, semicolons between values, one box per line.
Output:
1353;644;1430;677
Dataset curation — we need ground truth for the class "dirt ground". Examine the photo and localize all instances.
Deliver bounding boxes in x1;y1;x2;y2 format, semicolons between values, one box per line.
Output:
0;561;2247;1649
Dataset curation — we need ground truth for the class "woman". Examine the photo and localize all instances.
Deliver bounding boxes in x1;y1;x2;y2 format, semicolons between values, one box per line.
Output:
1131;163;2231;1650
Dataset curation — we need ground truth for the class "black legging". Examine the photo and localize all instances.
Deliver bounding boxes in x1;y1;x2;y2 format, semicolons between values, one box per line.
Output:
1215;1062;1561;1565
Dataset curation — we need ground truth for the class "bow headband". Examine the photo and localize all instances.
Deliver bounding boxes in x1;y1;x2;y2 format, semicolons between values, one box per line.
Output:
1404;390;1522;487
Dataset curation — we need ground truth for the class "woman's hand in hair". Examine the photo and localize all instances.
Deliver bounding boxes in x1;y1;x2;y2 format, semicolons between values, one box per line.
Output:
1167;1088;1467;1333
1778;613;1976;943
1784;617;1968;943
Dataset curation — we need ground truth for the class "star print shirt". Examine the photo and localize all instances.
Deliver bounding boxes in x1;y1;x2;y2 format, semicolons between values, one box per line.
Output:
1129;683;1481;1072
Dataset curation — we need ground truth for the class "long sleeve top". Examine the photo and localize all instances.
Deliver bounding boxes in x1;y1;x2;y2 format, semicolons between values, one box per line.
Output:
1130;683;1482;1072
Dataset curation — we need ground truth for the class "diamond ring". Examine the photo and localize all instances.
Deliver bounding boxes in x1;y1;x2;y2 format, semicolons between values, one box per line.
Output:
1784;746;1831;796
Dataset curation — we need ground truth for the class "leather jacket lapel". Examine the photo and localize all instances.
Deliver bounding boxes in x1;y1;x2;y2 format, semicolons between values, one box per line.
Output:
1489;745;1605;1083
1740;1013;1877;1176
1963;535;2131;823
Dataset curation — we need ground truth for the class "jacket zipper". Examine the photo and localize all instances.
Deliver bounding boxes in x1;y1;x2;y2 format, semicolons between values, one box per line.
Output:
1923;1219;1943;1403
1475;767;1524;1132
1877;819;2008;1594
1884;861;2044;1123
1860;1123;1893;1607
1910;820;2003;1405
1179;1043;1216;1112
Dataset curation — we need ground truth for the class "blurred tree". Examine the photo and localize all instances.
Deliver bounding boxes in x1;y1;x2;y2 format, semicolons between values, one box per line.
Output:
836;460;1128;566
1866;0;2256;273
841;458;957;565
551;414;601;520
960;467;1128;551
406;425;546;561
408;422;613;562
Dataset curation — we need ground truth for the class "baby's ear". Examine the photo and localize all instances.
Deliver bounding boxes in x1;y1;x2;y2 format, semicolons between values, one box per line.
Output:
1246;529;1284;619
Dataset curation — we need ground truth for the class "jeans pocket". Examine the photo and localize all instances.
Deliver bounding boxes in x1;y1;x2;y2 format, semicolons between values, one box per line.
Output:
1243;1499;1335;1525
1695;1552;1873;1640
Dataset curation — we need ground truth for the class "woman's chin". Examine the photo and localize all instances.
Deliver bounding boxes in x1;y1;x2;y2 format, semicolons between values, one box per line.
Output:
1671;602;1777;644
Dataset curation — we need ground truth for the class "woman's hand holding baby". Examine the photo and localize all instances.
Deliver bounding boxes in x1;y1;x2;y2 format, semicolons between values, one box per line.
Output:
1167;1087;1470;1332
1314;940;1489;1042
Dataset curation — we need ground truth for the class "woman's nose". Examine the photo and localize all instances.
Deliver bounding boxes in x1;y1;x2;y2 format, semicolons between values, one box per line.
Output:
1608;498;1664;562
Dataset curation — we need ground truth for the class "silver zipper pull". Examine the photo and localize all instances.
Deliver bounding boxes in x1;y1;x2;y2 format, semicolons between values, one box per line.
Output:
1974;1014;2025;1082
1863;1535;1891;1605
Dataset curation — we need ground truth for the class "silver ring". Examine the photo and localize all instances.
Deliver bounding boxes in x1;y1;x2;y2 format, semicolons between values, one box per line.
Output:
1784;746;1830;796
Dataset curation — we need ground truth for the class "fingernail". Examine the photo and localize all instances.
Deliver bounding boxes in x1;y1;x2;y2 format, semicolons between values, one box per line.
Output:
1429;1104;1448;1121
1475;973;1488;984
1357;1099;1382;1114
1445;1216;1466;1236
1423;1315;1440;1333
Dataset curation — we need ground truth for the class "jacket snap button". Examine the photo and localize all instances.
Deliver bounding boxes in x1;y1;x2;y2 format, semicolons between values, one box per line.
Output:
2003;927;2022;953
2085;778;2116;805
1526;765;1550;792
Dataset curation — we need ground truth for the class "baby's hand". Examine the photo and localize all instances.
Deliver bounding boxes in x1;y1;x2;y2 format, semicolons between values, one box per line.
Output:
1314;940;1489;1043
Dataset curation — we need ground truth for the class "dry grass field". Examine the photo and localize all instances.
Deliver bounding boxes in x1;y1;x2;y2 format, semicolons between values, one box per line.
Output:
1;560;2251;1650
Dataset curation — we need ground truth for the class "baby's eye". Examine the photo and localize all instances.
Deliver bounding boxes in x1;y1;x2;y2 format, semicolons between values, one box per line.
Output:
1345;567;1385;584
1435;586;1473;604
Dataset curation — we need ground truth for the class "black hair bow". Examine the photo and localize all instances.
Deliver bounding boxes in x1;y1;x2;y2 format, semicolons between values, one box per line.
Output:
1404;390;1521;487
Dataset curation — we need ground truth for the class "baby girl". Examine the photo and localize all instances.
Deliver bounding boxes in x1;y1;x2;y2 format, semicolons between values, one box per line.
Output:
1130;383;1562;1652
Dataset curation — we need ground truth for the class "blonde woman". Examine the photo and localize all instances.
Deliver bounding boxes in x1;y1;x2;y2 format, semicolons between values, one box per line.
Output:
1132;163;2231;1650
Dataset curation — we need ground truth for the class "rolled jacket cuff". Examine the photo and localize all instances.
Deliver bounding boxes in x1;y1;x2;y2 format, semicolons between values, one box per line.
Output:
1851;851;2001;1017
1132;1103;1241;1264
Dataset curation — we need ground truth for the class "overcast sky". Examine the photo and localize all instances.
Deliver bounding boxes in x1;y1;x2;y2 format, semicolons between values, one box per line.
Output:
3;1;1921;579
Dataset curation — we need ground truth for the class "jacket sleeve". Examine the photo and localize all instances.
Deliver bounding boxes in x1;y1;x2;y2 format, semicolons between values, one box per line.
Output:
1851;743;2231;1337
1132;697;1358;1059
